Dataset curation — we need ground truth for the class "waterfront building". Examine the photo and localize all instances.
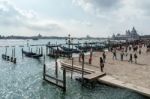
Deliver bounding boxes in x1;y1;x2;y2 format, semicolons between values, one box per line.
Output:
112;27;140;41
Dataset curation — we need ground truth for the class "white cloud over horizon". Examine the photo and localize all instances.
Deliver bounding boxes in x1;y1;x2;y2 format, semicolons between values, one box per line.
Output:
0;0;68;36
0;0;150;37
73;0;150;36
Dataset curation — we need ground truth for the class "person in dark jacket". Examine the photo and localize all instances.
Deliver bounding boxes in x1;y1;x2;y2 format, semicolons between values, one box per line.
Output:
134;53;138;64
102;51;106;63
129;54;133;63
100;57;104;72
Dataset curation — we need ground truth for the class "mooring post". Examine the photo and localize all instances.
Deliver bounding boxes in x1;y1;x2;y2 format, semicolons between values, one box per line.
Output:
63;68;66;92
46;46;48;55
11;48;13;62
71;57;74;79
81;53;85;86
7;56;9;61
41;47;43;55
43;64;46;80
13;48;16;64
22;48;23;58
36;47;38;54
55;55;58;84
5;47;7;57
28;47;30;52
39;48;40;54
14;58;16;64
14;48;15;58
43;55;46;80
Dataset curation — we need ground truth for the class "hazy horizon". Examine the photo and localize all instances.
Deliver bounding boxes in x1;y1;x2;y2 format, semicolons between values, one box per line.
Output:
0;0;150;37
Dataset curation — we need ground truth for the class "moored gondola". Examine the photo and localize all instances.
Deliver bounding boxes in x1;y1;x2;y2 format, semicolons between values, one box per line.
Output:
22;49;43;58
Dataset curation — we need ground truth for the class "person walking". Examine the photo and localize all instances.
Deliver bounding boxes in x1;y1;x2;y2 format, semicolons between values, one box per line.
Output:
129;54;133;63
79;51;82;62
100;57;104;72
139;49;141;55
102;51;106;63
89;48;93;64
134;53;138;64
120;50;124;61
113;49;117;60
129;46;131;51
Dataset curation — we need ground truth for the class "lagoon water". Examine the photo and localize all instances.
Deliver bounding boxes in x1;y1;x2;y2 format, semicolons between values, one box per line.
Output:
0;39;148;99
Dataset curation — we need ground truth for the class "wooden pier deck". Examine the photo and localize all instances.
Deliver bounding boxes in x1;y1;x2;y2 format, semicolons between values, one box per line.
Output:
83;72;106;81
61;61;95;74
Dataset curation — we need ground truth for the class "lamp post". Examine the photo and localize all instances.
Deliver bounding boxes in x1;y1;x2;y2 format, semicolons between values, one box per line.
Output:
66;34;73;58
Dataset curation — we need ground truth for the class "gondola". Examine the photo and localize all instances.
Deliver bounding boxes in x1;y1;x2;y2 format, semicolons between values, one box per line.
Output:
60;46;80;53
22;49;43;58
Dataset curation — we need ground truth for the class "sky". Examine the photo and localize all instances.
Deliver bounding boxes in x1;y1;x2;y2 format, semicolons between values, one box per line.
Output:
0;0;150;37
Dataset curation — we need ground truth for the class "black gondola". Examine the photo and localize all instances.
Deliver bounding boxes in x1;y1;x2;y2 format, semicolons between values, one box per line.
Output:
60;46;80;53
22;49;43;58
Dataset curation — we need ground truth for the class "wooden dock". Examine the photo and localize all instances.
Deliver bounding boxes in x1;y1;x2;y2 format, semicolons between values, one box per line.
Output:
84;72;106;81
61;61;95;74
61;60;106;87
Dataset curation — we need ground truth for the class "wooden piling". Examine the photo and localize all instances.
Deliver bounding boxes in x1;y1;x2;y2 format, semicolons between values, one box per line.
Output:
14;58;16;64
22;48;23;58
36;47;38;54
55;58;58;84
39;48;40;54
43;64;46;80
7;56;9;61
63;68;66;91
49;47;50;55
31;48;32;53
28;47;30;52
11;49;13;62
71;58;74;79
81;54;85;86
46;46;48;55
13;48;15;58
43;55;46;80
13;48;16;63
41;47;43;55
5;47;7;56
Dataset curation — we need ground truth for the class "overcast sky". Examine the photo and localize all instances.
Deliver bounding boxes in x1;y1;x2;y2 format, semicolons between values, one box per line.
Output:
0;0;150;37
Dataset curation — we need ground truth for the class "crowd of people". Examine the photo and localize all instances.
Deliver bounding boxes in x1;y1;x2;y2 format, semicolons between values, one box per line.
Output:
78;40;150;73
99;40;150;72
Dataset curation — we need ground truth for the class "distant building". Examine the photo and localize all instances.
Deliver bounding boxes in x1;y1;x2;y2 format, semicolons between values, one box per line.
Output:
112;27;140;41
38;34;42;38
140;35;150;40
86;35;91;39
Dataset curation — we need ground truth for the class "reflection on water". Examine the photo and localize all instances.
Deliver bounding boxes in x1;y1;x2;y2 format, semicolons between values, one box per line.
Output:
0;39;148;99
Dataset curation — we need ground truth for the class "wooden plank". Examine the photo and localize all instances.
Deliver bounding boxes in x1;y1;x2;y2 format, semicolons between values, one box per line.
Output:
45;74;63;83
45;76;64;87
84;72;106;81
61;61;95;74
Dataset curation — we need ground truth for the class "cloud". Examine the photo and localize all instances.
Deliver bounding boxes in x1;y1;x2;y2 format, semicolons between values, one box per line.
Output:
27;23;63;32
69;19;92;27
73;0;150;19
1;0;150;37
73;0;150;36
73;0;122;14
0;0;66;34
